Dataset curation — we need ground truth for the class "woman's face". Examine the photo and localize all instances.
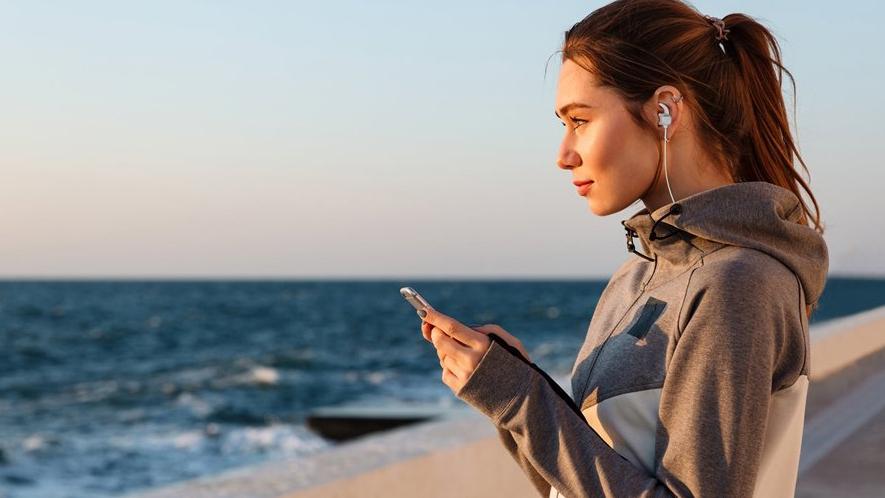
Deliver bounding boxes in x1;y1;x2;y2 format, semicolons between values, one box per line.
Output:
555;58;661;216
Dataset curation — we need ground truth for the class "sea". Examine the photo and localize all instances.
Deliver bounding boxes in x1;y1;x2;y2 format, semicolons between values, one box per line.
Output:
0;277;882;498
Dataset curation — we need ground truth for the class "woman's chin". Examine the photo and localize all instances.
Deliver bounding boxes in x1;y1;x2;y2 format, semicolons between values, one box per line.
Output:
587;198;605;216
584;189;603;215
586;192;619;217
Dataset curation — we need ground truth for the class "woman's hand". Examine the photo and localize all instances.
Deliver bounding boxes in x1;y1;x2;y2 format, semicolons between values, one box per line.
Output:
419;309;531;393
418;308;491;394
422;318;531;363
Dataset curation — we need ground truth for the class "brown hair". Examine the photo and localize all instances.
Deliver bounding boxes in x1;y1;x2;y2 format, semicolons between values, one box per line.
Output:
558;0;824;235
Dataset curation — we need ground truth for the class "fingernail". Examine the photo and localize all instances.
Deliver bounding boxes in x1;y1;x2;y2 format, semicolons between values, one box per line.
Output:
417;309;427;318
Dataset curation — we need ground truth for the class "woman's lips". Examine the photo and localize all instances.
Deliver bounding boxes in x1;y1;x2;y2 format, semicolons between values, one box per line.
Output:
576;181;593;196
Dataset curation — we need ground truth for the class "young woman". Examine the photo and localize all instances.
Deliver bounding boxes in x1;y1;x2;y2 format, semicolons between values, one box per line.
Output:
419;1;828;496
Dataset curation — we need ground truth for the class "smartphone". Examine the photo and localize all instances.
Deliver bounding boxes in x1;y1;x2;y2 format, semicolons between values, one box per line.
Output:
400;286;434;313
401;287;474;346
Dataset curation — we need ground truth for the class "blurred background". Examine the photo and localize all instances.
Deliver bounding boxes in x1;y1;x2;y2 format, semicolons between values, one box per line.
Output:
1;1;883;497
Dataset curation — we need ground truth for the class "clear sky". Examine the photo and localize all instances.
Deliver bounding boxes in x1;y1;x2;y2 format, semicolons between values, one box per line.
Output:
1;1;881;279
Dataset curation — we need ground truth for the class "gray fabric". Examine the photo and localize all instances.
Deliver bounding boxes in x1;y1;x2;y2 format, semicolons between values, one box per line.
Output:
455;181;829;497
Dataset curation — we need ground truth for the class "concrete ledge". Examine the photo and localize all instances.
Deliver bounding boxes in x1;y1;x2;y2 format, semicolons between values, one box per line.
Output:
808;305;885;381
280;420;538;498
126;409;538;498
130;305;885;498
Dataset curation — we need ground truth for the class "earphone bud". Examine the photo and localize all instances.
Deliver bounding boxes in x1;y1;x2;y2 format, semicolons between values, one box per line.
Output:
657;103;672;141
656;102;677;205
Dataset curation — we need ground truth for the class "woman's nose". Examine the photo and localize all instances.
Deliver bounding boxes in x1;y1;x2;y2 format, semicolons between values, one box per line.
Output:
556;142;581;170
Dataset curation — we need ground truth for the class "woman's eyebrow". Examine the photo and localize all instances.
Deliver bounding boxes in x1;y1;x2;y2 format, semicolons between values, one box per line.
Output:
554;102;595;118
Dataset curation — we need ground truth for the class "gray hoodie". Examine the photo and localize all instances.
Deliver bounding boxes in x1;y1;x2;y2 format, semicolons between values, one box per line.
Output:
456;181;829;497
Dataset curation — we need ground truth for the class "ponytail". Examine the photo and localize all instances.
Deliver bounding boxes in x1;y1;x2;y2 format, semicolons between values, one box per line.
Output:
722;14;823;234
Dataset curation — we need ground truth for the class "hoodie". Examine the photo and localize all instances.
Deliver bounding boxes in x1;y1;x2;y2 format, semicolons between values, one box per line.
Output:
455;181;829;498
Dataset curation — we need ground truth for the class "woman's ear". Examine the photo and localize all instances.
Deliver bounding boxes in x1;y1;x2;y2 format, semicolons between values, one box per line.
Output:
652;87;684;137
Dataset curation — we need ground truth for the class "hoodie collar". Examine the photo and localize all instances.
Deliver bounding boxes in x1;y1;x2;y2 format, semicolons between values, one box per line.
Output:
620;181;829;305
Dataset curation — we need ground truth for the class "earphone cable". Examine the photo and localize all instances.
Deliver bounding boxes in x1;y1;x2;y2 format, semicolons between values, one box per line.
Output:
663;124;676;205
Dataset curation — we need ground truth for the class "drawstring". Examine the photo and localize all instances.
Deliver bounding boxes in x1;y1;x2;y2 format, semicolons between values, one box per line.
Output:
621;203;683;261
649;203;682;240
622;221;654;261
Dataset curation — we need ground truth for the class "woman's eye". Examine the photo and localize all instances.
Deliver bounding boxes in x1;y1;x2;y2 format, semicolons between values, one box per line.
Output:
559;118;588;129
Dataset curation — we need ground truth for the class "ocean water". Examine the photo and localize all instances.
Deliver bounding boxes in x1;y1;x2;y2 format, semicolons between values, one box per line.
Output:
0;277;881;497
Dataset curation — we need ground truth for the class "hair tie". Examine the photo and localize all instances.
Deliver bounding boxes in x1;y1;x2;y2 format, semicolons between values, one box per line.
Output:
703;15;730;42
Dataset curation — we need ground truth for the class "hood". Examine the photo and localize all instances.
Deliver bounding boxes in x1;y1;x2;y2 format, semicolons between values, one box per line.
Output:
620;181;829;305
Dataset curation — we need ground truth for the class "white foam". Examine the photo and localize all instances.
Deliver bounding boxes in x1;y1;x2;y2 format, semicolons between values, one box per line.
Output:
248;366;280;386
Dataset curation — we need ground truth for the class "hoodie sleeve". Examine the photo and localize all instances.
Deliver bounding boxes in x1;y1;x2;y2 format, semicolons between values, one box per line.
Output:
455;261;803;498
494;426;554;497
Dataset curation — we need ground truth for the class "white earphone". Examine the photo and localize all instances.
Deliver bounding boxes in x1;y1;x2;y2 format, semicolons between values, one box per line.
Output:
657;101;678;205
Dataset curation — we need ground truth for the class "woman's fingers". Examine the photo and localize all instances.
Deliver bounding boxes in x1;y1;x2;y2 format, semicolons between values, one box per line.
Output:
421;308;486;349
430;326;470;369
421;319;464;345
440;356;465;380
420;315;493;394
441;363;461;385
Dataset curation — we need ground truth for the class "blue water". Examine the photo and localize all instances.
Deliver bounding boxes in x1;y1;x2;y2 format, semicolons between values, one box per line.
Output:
0;277;881;497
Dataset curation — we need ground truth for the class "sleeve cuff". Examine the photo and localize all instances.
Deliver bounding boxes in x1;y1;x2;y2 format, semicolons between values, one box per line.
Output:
455;337;535;423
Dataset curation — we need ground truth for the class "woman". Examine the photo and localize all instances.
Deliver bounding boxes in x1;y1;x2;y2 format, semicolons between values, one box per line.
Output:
419;1;828;497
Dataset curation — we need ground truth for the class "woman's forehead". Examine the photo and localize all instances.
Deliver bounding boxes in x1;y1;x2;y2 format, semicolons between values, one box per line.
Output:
558;60;604;91
556;60;607;110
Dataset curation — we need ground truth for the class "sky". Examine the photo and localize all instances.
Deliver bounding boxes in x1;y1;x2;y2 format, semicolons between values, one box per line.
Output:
1;0;882;279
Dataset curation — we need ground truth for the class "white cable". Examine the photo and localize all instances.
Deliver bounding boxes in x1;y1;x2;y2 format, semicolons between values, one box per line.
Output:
663;126;676;205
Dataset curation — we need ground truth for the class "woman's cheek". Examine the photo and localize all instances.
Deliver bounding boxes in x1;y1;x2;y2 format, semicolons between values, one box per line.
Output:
576;129;606;174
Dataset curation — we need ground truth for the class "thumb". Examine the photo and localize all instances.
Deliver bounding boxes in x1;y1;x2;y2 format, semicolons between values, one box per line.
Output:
472;324;529;361
471;324;506;335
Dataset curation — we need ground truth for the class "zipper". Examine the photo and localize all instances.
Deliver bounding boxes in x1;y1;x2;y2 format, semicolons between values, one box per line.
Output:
576;258;657;405
640;253;658;291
